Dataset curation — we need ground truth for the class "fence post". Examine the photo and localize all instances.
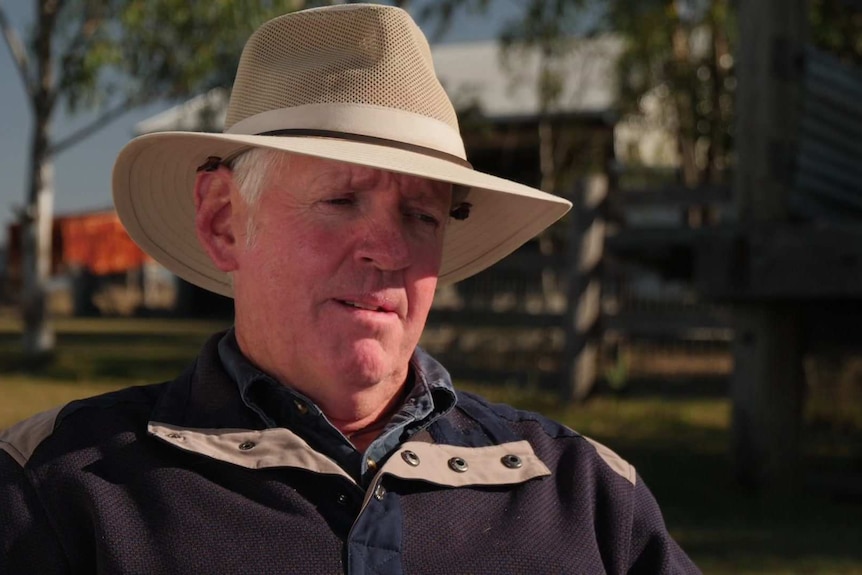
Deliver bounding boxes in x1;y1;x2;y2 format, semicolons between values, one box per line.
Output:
563;174;607;401
731;0;807;490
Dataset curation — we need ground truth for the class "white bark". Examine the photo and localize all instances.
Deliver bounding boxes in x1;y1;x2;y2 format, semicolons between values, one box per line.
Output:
21;158;56;355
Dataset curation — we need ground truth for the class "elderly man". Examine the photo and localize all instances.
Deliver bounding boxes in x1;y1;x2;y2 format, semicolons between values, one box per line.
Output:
0;4;699;574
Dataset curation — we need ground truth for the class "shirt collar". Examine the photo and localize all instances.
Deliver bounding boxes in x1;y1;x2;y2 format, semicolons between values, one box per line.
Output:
217;328;457;482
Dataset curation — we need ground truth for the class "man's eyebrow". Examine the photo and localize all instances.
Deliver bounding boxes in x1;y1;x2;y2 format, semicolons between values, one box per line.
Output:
348;169;383;190
396;174;451;196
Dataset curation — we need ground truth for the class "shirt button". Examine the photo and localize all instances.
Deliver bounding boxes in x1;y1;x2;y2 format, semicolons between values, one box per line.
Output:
337;493;349;506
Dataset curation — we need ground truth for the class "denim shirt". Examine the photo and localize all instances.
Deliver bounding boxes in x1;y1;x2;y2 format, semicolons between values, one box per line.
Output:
217;328;456;486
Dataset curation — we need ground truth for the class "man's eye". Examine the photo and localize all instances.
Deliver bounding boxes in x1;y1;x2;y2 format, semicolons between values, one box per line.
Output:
411;212;440;227
323;196;355;206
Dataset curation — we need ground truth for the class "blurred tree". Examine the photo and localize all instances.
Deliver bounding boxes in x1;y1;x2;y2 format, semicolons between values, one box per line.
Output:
421;0;862;206
0;0;319;359
611;0;857;191
809;0;862;66
422;0;599;196
422;0;734;193
610;0;735;195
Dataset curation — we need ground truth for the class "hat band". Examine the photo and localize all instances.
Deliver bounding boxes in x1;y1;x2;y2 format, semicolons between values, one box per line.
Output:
256;128;473;169
225;102;467;160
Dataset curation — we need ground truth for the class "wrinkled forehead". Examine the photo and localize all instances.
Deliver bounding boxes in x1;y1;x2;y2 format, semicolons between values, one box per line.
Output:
283;153;454;200
313;155;448;190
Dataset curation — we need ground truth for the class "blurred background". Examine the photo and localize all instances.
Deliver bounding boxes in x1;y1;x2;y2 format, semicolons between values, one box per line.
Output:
1;0;861;572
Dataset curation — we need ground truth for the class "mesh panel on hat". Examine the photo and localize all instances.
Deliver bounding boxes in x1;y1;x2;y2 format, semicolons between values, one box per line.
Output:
225;6;458;131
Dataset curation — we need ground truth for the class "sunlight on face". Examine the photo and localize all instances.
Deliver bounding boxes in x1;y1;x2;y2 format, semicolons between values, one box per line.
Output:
231;153;452;408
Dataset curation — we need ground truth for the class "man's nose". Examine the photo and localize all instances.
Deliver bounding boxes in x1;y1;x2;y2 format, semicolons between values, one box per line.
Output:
355;211;411;272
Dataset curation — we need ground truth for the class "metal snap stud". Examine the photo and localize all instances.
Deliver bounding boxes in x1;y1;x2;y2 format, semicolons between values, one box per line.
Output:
448;457;469;473
374;484;387;501
401;450;421;467
501;454;523;469
293;400;308;415
238;441;256;451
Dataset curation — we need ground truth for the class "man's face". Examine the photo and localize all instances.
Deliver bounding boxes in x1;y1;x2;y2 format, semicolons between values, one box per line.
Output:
230;153;451;404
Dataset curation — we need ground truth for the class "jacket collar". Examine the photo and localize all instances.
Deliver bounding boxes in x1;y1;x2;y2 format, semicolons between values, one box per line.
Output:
149;331;264;431
146;330;550;490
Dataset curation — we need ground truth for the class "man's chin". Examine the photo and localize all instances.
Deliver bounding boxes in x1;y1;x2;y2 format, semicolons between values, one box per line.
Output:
333;342;407;388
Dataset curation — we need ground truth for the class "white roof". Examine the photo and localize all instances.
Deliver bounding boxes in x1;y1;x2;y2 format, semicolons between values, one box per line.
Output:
136;88;229;135
432;36;621;119
135;37;621;135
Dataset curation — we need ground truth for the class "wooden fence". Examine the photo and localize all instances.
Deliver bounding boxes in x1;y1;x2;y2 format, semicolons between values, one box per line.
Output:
421;172;734;400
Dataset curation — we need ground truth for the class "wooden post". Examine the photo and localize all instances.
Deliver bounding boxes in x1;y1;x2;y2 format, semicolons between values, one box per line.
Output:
731;0;808;490
564;174;607;401
731;306;805;490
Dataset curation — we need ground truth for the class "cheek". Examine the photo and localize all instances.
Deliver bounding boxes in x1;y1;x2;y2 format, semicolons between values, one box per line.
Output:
250;220;336;275
405;238;444;309
412;228;446;271
407;275;439;321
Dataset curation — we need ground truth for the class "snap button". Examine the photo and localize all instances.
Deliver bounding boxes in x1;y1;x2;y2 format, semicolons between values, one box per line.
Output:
501;454;523;469
448;457;469;473
293;400;308;415
366;458;378;471
401;450;420;467
337;493;349;506
238;441;256;451
374;484;386;501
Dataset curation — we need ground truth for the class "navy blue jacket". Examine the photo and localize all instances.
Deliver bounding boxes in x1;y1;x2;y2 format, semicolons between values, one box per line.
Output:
1;333;699;574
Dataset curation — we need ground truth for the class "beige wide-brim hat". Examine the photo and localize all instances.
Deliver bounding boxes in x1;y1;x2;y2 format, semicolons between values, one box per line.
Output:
112;3;571;298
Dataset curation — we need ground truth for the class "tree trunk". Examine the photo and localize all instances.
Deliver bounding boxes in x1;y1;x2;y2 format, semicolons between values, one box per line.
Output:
21;114;55;356
21;0;60;358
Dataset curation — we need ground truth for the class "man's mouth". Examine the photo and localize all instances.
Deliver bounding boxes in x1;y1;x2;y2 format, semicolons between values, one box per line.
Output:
338;300;388;313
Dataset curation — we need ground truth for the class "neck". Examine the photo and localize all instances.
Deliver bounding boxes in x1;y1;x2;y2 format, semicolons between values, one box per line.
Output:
233;327;413;451
327;379;411;452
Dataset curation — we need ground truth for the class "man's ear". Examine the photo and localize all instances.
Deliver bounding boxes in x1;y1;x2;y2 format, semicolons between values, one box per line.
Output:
194;167;240;272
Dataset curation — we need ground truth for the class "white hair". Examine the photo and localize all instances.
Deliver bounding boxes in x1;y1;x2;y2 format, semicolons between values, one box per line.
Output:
229;148;288;248
231;148;288;206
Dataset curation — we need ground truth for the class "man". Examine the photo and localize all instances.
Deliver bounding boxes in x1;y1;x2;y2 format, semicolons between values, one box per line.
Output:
0;4;699;574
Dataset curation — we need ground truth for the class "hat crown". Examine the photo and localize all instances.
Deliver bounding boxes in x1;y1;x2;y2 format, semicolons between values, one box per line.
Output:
225;4;459;135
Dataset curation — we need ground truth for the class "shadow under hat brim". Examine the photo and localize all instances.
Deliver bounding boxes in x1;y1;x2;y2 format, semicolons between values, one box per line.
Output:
112;131;572;297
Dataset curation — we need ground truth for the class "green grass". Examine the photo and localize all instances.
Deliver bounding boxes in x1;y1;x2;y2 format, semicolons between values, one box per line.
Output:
2;317;861;574
0;316;229;427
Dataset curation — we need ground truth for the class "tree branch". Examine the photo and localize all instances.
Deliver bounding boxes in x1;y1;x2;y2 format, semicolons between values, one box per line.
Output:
0;4;35;101
50;96;138;156
60;4;103;71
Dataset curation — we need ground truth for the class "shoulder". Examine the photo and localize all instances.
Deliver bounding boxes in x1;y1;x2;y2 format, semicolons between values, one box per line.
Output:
453;390;637;487
0;383;165;469
0;406;64;468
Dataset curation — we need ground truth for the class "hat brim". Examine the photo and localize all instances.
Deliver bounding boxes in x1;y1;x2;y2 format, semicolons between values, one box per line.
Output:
112;132;572;297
